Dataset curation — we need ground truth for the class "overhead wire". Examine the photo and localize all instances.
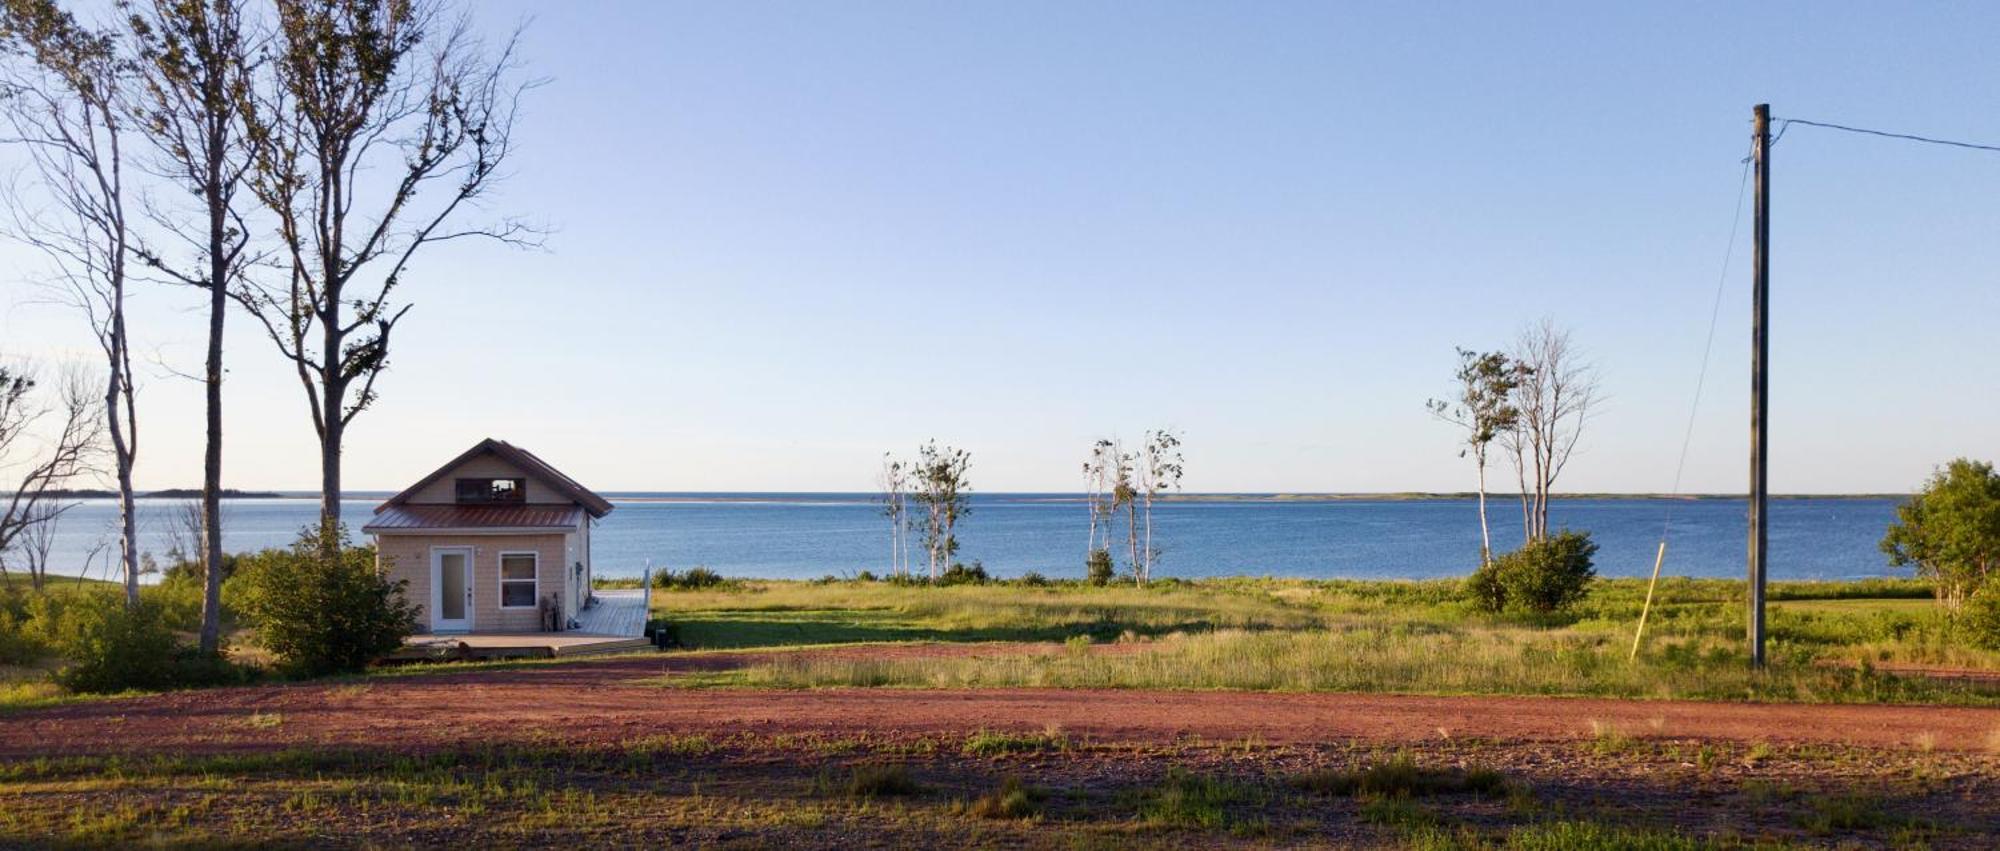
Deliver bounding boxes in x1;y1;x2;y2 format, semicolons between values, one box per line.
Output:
1775;117;2000;154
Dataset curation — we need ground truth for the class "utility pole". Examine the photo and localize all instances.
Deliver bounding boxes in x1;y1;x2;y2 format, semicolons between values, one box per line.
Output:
1748;104;1771;668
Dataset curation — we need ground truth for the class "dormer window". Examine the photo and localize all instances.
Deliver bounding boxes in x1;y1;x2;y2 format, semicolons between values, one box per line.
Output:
456;477;526;504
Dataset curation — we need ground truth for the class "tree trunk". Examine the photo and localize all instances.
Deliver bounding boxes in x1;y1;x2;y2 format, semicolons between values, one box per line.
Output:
1475;451;1492;566
197;273;225;655
319;317;347;540
107;369;138;607
1126;502;1139;582
1142;493;1153;586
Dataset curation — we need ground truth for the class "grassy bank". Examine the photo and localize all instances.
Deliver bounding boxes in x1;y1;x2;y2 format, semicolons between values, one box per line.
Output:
649;576;2000;705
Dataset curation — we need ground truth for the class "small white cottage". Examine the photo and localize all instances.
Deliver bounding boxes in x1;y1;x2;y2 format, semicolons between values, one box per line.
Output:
362;438;614;634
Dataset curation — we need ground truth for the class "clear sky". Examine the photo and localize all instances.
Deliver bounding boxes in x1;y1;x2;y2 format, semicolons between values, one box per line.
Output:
1;1;1996;494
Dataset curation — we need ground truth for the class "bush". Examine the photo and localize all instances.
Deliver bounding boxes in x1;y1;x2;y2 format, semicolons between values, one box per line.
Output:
937;562;991;586
1882;458;2000;610
36;591;178;693
1961;585;2000;650
0;587;50;665
1015;571;1050;587
232;526;419;677
1468;531;1598;615
654;566;728;590
1086;549;1114;586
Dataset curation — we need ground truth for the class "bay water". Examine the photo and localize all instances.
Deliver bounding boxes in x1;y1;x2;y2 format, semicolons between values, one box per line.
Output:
17;493;1902;584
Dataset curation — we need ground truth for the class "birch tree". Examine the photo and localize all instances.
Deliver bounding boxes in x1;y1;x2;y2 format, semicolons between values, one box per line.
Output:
1135;429;1182;585
877;453;909;578
237;0;533;535
1500;319;1598;542
0;0;140;603
1428;348;1524;565
910;440;970;581
124;0;258;654
1082;439;1114;568
1110;441;1137;579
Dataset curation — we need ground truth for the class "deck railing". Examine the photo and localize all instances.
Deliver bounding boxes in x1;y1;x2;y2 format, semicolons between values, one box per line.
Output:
640;564;653;620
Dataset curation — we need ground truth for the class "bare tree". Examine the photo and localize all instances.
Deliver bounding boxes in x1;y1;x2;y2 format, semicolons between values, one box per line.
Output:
1135;429;1183;585
237;0;534;535
125;0;258;654
1500;319;1599;542
10;499;69;591
877;453;909;578
910;440;970;581
1428;348;1526;565
0;364;102;587
0;0;141;604
161;497;201;567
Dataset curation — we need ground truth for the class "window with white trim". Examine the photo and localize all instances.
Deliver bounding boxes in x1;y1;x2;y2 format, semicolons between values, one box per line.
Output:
499;552;538;608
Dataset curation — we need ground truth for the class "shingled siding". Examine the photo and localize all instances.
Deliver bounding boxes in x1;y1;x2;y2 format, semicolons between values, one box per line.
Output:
377;533;572;633
404;454;575;505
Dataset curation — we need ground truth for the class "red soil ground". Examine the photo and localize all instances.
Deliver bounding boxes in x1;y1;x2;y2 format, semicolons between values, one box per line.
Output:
8;644;1997;759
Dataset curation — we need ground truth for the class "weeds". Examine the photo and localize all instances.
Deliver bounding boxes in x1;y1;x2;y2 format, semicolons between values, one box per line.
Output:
962;727;1068;756
1588;720;1634;755
1288;752;1509;798
814;763;922;799
961;776;1045;820
1133;768;1260;829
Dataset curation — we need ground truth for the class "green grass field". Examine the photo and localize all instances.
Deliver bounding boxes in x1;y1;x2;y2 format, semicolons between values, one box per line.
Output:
647;576;2000;705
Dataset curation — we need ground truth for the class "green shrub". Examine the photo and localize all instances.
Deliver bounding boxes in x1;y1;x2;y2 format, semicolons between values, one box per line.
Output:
653;566;728;590
0;587;50;665
233;526;418;677
937;562;990;586
1882;458;2000;610
1469;531;1598;615
1960;585;2000;650
1464;562;1508;613
1086;549;1114;586
1015;571;1050;587
37;591;178;693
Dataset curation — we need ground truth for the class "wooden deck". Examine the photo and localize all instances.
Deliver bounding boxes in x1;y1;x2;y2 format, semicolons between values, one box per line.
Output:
574;589;648;637
386;589;653;662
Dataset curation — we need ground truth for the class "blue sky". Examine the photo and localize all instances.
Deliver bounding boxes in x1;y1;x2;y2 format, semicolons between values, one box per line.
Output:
1;1;1996;493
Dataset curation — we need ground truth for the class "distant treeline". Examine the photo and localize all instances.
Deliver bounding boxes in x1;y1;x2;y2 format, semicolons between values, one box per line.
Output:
28;489;285;500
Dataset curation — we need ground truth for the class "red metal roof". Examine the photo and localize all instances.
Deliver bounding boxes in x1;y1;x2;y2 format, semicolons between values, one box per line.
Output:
361;504;586;533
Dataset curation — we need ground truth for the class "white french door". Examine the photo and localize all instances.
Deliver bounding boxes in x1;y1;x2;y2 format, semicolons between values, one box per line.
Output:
431;547;474;632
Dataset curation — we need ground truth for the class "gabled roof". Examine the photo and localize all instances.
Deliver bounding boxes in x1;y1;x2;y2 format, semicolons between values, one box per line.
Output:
376;438;615;519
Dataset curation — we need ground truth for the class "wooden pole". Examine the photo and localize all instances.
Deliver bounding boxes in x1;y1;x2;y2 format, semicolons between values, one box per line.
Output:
1630;540;1669;662
1749;104;1771;668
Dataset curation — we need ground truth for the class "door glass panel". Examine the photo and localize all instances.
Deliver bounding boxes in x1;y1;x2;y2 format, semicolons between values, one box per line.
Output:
440;552;467;620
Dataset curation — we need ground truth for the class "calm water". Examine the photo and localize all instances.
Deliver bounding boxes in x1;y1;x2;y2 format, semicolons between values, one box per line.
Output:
18;493;1902;584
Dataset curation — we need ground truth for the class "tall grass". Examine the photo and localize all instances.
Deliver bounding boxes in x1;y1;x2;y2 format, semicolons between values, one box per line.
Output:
719;624;1997;703
651;576;1997;704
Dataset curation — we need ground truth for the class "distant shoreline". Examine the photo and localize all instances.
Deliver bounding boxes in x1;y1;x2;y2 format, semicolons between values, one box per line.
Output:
38;488;288;500
20;490;1904;503
592;491;1904;504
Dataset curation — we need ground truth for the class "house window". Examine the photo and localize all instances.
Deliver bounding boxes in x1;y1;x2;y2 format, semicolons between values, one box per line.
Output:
457;477;526;504
499;552;538;608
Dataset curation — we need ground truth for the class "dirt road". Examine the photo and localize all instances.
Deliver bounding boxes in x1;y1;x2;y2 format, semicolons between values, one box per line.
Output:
8;645;1996;758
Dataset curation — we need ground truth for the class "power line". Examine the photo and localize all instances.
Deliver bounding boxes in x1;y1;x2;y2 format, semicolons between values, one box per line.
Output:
1776;117;2000;154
